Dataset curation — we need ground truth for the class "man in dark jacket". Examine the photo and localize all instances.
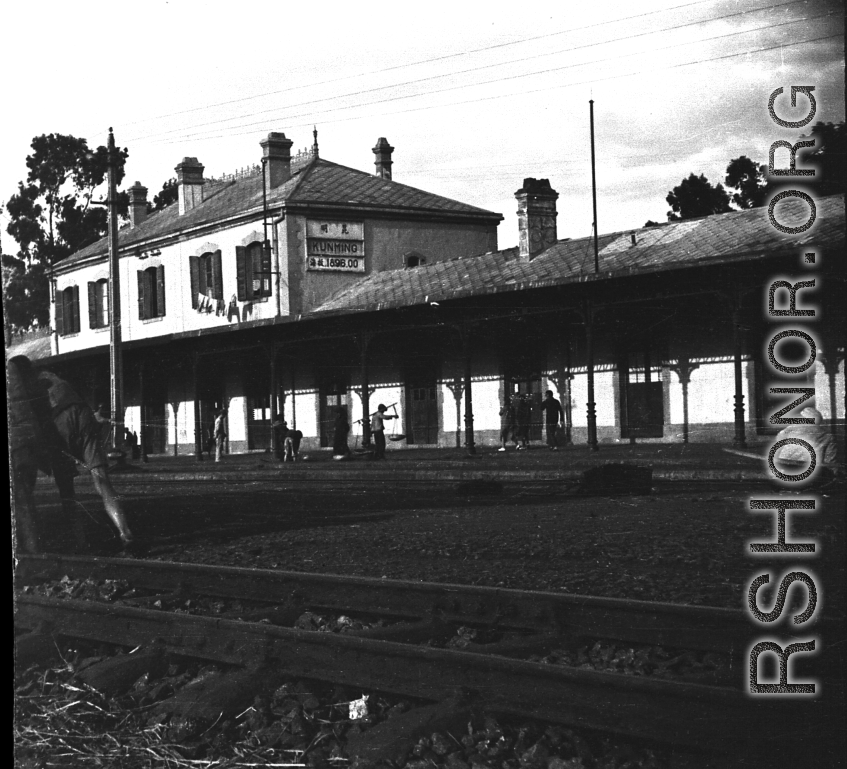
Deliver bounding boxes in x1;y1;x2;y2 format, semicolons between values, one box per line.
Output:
540;390;564;450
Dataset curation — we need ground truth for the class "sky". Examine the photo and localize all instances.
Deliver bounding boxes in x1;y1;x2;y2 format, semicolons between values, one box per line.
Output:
1;0;844;252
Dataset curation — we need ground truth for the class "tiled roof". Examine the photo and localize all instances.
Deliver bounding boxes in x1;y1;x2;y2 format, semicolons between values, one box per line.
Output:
60;157;500;268
315;195;845;314
286;160;498;215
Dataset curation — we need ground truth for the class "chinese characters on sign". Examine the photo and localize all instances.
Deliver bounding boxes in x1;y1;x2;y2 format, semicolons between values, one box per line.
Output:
306;220;365;272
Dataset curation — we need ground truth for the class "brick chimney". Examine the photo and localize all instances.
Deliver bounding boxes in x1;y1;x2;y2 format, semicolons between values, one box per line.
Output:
175;157;205;215
373;137;394;180
515;178;559;261
127;182;148;228
260;132;294;188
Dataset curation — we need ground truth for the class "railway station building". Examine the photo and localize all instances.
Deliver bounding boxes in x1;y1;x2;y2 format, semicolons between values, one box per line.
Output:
11;130;845;457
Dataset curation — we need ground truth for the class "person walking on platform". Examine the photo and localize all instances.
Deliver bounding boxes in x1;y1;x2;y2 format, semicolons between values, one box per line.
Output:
214;407;227;462
499;396;515;451
371;404;396;460
514;395;531;450
332;406;351;459
541;390;564;450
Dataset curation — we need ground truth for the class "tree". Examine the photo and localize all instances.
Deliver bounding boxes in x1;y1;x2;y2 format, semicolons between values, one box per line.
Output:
2;255;50;329
725;156;769;209
3;133;128;332
801;121;845;197
643;220;661;228
666;174;732;221
151;178;178;212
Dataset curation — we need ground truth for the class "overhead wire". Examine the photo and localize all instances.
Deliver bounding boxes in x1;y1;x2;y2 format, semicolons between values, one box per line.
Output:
114;0;718;132
156;22;842;144
125;0;828;146
123;0;813;145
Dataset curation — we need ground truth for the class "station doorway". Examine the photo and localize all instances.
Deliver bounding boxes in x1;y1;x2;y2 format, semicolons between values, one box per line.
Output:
406;382;438;444
320;382;349;448
620;350;664;439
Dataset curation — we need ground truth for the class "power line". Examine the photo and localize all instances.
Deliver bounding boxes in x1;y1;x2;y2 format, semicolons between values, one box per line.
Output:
213;32;840;143
125;0;818;145
150;16;839;147
114;0;717;133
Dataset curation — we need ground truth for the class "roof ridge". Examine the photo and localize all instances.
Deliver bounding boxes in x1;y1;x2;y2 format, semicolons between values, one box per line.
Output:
284;154;321;199
288;157;499;215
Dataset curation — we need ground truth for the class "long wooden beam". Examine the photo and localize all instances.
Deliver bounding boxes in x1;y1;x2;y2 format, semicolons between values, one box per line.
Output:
17;555;832;656
16;593;783;755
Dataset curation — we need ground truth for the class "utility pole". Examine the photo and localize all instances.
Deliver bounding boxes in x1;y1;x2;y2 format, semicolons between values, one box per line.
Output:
107;128;124;453
589;100;600;275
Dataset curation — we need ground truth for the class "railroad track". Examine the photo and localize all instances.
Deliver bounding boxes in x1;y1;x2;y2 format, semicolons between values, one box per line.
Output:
15;554;843;767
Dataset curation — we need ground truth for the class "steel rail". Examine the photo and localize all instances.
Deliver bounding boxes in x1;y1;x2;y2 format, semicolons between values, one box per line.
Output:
16;554;832;655
16;592;789;756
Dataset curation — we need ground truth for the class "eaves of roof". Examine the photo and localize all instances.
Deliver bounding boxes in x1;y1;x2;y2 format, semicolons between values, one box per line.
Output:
313;194;845;315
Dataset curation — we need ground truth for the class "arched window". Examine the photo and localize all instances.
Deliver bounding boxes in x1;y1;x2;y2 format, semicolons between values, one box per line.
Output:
189;250;223;308
88;278;109;329
56;285;80;335
236;241;271;300
137;265;166;319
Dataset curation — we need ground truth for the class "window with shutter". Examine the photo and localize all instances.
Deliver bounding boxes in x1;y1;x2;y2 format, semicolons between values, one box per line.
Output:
88;282;97;328
189;256;200;308
71;285;80;333
260;243;271;297
142;267;156;318
156;265;166;317
236;245;250;301
137;270;146;320
55;289;65;335
59;286;79;335
88;280;109;328
100;280;109;327
202;255;213;297
212;250;223;299
249;242;263;297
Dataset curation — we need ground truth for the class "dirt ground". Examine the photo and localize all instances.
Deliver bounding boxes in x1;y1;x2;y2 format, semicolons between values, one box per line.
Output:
24;474;846;613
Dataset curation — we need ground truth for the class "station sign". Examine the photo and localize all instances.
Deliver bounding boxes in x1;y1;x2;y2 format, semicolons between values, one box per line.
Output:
306;220;365;273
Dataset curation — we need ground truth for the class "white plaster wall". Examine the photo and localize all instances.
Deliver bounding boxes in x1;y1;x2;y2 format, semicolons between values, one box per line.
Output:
440;383;463;436
227;396;247;444
472;378;501;432
53;218;281;353
682;361;736;425
570;371;616;427
124;405;141;435
288;392;318;438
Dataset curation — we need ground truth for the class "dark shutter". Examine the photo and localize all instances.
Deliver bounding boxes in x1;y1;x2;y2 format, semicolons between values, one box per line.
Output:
189;256;200;308
137;270;146;320
88;282;97;328
71;285;80;333
55;289;65;336
156;265;166;317
261;243;271;297
236;246;248;301
212;250;223;299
